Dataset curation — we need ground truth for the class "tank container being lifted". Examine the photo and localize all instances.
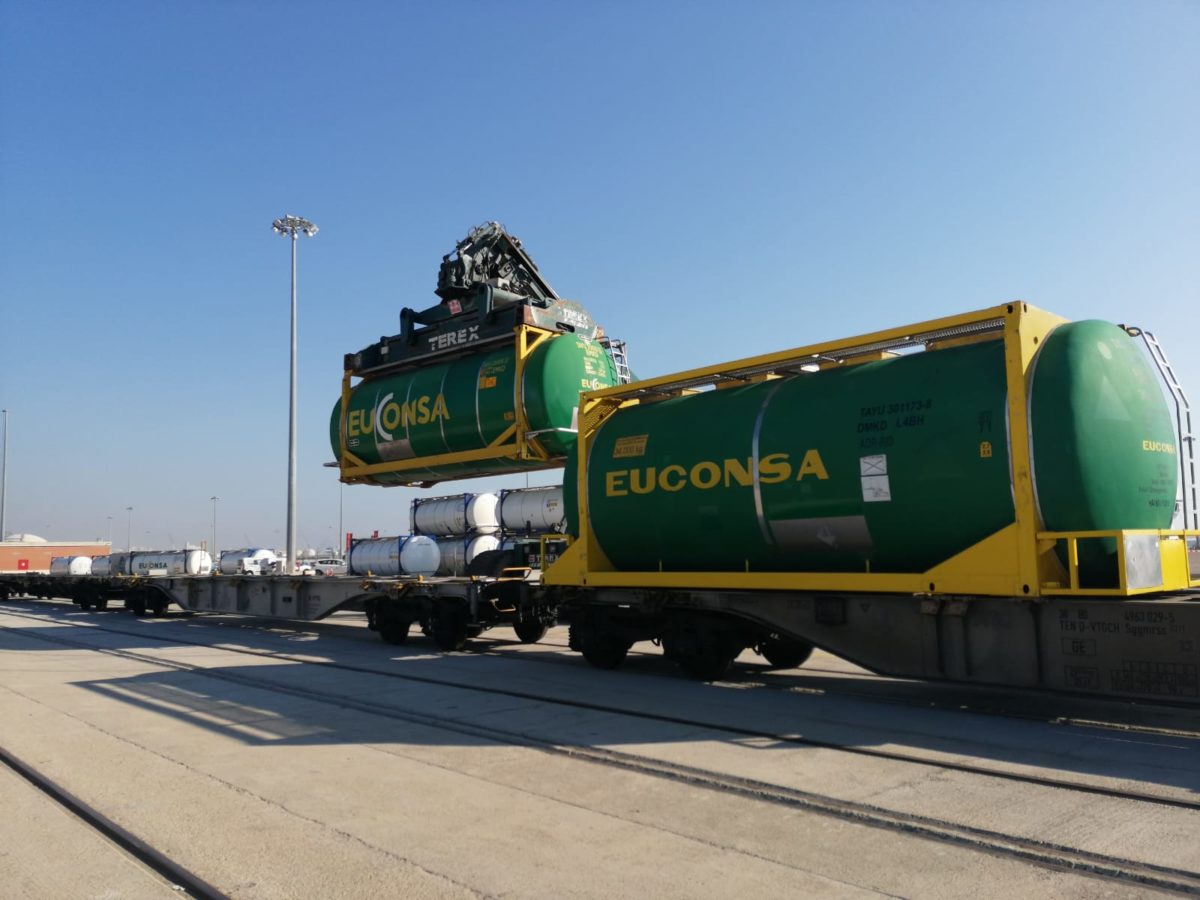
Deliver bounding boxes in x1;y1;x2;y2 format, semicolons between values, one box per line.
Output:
347;535;440;577
500;485;566;534
332;334;619;485
568;320;1177;585
412;493;501;536
50;556;93;576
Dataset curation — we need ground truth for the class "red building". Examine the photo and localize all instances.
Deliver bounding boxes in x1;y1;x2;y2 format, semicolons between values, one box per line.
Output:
0;540;111;573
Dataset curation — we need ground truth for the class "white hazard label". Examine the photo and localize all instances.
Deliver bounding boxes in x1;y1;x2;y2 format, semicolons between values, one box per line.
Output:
860;455;891;502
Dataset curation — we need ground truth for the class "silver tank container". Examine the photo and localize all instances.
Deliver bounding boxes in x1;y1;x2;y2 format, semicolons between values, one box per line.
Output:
50;556;93;576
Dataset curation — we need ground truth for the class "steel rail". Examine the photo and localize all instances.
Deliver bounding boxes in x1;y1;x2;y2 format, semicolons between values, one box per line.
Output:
0;743;227;899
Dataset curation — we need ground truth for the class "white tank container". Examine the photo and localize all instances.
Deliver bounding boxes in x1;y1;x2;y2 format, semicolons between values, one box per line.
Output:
348;537;402;576
500;486;566;534
412;492;501;536
91;556;112;576
436;534;501;576
219;548;279;575
50;556;93;576
131;550;212;577
348;535;441;577
399;535;441;576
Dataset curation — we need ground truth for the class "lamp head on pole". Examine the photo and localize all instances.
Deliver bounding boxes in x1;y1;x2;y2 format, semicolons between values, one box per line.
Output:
273;215;319;239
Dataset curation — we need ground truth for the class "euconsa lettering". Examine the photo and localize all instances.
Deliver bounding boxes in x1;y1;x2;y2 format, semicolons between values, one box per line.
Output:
604;451;829;497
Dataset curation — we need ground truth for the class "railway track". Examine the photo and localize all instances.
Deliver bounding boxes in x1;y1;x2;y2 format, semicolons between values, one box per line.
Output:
0;741;226;899
8;596;1198;742
6;601;1199;783
3;602;1200;895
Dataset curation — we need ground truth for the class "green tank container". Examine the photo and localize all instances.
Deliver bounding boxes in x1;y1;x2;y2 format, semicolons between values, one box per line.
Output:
567;321;1176;583
332;334;618;485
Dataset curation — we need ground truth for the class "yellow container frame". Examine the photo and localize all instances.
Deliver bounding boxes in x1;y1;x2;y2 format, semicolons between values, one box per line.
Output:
546;302;1199;598
338;325;560;486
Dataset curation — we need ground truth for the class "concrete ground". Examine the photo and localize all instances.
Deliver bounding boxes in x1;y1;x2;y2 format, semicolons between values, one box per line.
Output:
0;763;180;899
1;601;1198;899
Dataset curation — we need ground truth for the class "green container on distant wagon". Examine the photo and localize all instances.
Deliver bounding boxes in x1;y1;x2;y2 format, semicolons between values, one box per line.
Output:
567;321;1176;584
332;334;618;485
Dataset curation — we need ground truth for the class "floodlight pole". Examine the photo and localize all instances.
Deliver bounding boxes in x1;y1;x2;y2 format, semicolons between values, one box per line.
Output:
210;496;220;559
0;409;7;542
126;506;133;553
272;214;318;576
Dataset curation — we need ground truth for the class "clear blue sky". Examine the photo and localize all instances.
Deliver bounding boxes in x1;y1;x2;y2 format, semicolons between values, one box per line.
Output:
1;1;1196;551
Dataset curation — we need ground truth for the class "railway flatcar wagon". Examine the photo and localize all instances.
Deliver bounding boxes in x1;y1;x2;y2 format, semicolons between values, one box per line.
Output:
543;302;1200;697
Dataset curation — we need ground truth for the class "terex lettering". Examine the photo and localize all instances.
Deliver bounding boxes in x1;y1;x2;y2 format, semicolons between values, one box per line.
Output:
605;450;829;497
427;325;480;352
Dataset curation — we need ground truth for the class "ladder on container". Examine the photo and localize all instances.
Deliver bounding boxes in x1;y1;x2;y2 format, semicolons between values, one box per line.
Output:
601;337;633;384
1137;328;1198;530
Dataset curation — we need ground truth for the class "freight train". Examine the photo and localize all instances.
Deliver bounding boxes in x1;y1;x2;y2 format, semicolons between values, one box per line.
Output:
3;224;1198;705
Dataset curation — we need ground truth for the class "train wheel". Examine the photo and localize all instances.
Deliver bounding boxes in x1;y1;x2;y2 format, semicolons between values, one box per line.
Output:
431;611;469;652
664;629;740;681
95;599;109;612
675;646;736;681
380;619;411;646
513;619;548;644
128;599;147;616
78;599;93;612
579;633;631;670
758;639;813;670
151;599;168;617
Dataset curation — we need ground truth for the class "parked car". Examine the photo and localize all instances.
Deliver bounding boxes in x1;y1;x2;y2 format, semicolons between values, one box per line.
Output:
313;557;347;576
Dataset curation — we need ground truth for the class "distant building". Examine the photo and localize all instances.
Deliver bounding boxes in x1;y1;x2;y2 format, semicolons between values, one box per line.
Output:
0;539;111;573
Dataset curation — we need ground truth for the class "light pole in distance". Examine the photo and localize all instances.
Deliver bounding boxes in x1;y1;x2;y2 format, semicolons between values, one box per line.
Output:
210;495;220;559
272;214;319;575
1;409;8;541
126;506;133;552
